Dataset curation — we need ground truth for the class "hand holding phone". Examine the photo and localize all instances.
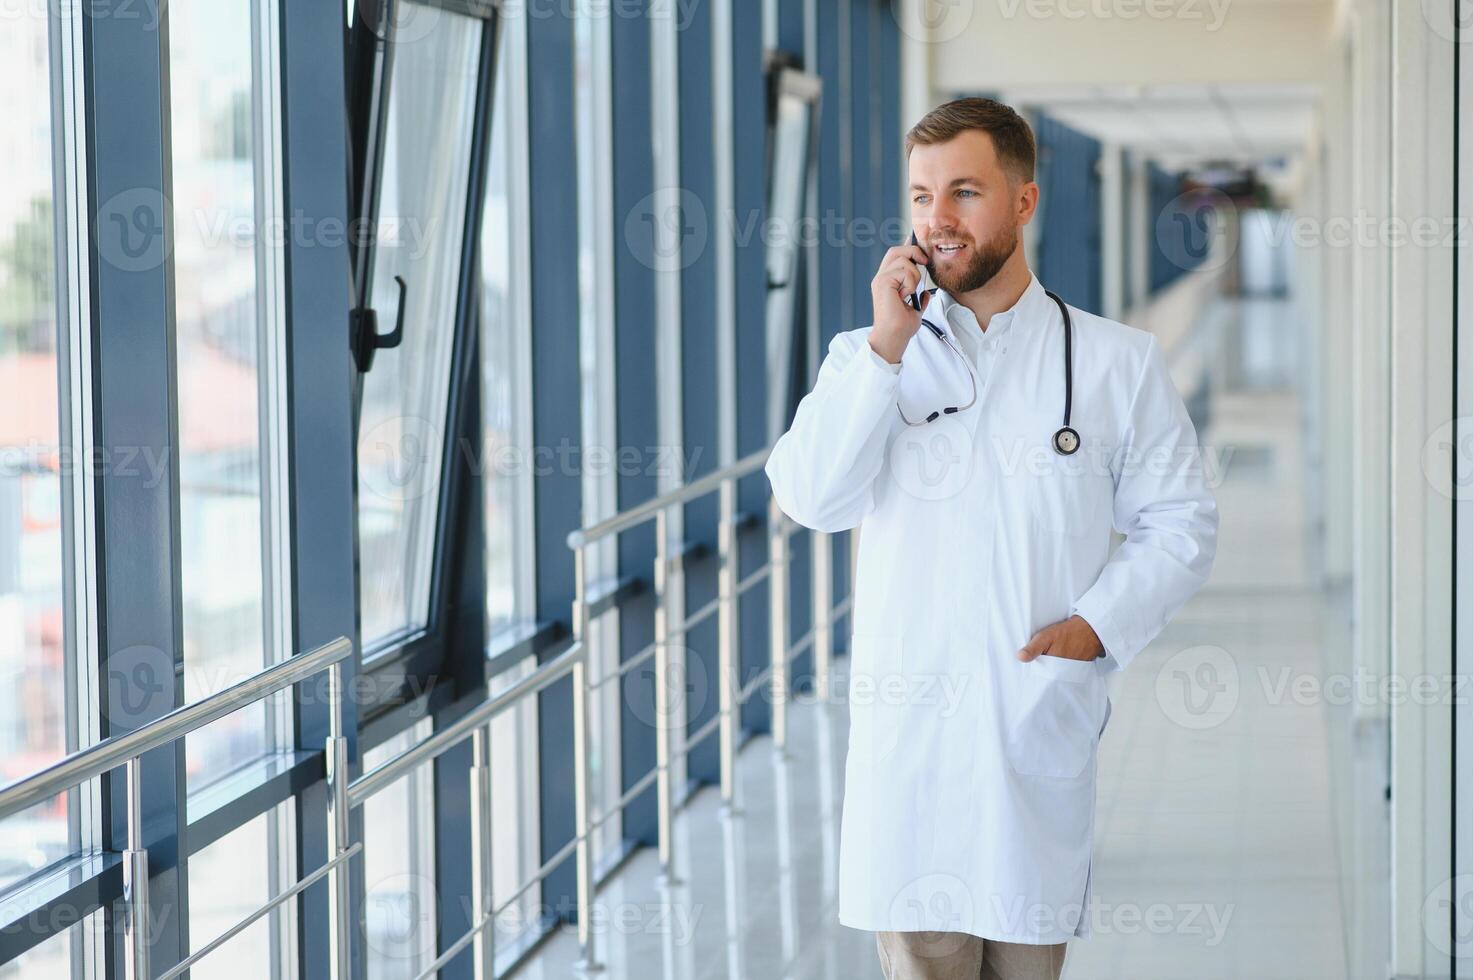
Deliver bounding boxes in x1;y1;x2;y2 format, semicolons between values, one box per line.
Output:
904;232;935;312
868;232;933;365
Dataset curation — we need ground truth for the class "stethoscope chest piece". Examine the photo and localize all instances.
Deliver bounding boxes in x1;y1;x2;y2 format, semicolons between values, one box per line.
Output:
1053;425;1080;456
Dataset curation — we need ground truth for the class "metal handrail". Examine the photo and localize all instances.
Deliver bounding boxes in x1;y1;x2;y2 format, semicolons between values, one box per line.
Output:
347;639;585;808
0;443;851;980
561;440;852;975
564;446;771;550
0;636;354;820
0;635;354;980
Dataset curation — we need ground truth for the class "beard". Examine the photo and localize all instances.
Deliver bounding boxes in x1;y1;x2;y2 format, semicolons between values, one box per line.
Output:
929;224;1018;294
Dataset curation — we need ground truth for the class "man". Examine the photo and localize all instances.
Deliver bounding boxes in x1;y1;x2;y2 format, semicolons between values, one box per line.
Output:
763;98;1219;979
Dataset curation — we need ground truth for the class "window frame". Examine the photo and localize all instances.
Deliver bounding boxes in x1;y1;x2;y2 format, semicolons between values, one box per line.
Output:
346;0;499;675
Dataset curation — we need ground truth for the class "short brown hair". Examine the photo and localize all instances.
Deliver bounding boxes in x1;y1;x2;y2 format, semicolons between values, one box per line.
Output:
904;97;1036;185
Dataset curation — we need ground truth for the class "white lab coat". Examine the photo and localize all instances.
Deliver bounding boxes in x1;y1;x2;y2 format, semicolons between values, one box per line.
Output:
764;273;1218;943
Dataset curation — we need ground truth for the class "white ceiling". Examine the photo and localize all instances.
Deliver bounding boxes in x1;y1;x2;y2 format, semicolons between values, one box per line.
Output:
996;83;1321;172
911;0;1340;175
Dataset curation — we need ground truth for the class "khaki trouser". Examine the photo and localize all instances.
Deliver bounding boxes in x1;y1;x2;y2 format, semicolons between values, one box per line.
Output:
876;931;1067;980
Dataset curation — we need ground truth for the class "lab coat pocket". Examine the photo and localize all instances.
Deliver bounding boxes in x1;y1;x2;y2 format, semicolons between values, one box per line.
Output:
848;630;905;763
1005;654;1106;778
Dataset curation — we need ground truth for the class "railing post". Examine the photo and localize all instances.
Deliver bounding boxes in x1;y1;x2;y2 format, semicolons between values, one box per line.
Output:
325;661;352;980
571;549;601;973
469;725;495;978
812;530;832;704
769;498;790;752
717;478;738;808
652;507;680;882
122;756;150;980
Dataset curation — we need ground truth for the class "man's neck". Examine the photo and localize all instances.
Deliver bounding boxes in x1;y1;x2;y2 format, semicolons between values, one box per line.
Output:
952;252;1032;333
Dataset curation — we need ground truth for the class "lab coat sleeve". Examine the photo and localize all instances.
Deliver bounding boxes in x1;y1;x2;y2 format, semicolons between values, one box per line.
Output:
764;329;902;532
1070;334;1219;674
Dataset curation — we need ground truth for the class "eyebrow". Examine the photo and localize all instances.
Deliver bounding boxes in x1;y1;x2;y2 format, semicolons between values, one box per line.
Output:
909;177;982;192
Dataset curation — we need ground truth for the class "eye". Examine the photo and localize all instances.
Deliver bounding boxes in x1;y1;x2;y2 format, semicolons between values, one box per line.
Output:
957;189;977;198
912;194;930;205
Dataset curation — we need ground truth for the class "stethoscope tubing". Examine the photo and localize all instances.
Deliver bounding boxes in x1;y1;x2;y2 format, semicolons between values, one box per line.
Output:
897;283;1078;455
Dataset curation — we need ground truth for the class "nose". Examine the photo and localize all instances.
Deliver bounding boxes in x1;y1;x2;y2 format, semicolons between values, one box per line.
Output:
926;205;960;240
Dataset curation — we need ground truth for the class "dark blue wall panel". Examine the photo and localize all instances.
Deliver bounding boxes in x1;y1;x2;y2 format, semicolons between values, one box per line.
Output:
527;6;583;929
1034;112;1103;314
678;0;724;786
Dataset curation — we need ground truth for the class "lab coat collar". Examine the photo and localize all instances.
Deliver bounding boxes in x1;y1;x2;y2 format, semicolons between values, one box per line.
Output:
925;271;1049;337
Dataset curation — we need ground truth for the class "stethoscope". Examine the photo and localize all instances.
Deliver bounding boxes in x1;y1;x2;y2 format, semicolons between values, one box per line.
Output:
896;238;1080;456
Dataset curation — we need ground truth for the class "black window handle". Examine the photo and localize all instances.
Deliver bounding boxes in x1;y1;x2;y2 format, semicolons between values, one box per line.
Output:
350;274;407;373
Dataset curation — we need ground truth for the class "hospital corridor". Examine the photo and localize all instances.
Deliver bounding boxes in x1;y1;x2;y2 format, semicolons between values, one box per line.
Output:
0;1;1467;980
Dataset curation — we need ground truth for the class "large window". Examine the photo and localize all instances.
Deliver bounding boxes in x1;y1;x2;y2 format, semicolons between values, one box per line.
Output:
186;806;295;979
362;721;438;980
356;5;483;651
0;1;87;899
481;19;547;962
482;13;534;639
571;0;625;870
168;0;291;791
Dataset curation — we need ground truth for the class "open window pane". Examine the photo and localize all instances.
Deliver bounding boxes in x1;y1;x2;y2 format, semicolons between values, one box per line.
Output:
167;0;287;789
356;6;482;650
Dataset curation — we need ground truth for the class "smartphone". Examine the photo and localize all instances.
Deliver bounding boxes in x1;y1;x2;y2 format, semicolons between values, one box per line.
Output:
904;231;935;311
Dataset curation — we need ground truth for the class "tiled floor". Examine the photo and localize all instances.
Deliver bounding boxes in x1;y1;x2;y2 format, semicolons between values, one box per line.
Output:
507;291;1387;979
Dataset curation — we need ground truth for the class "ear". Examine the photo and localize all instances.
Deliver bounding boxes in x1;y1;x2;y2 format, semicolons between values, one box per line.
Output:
1017;179;1040;227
